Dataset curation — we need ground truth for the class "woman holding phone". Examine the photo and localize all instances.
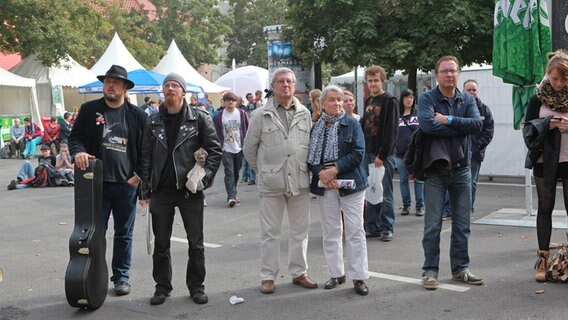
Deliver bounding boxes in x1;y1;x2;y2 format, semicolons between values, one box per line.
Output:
524;50;568;282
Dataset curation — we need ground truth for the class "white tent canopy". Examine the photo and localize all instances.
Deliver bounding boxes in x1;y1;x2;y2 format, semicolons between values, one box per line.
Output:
153;40;229;93
0;67;42;131
10;54;97;116
215;66;269;100
329;67;366;114
90;33;144;75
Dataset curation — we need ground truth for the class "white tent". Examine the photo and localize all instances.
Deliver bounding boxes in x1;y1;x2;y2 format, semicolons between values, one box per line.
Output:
90;33;144;75
214;66;269;100
0;67;42;133
153;40;229;93
329;67;366;114
10;54;97;116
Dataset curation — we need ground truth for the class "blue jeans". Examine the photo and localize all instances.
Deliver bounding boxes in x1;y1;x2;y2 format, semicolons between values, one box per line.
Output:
102;182;138;283
395;157;424;209
242;157;256;182
422;166;472;274
222;151;243;200
23;136;42;157
364;153;395;235
17;160;35;181
470;159;481;212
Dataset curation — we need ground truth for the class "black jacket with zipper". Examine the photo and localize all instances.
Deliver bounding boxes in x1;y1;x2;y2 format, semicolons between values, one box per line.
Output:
138;101;222;200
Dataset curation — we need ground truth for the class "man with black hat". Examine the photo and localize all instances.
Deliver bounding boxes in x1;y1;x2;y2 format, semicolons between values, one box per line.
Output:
69;64;147;296
138;72;222;305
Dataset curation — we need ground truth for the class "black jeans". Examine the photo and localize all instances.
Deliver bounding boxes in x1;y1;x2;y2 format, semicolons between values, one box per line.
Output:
149;189;205;294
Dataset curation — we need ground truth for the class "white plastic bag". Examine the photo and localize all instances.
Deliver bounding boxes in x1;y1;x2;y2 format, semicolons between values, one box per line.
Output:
365;164;385;205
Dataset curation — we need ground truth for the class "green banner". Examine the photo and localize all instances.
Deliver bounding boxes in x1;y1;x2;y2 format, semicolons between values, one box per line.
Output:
0;116;29;142
493;0;552;129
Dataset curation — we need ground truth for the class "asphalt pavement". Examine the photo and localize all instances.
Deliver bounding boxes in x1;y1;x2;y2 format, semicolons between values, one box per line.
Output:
1;158;567;320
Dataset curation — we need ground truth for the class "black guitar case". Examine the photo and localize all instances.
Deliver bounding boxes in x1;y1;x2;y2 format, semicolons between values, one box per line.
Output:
65;159;108;310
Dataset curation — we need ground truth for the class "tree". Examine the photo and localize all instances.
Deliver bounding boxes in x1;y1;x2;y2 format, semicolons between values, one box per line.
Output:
103;2;164;69
0;0;109;67
225;0;288;67
286;0;494;92
153;0;230;66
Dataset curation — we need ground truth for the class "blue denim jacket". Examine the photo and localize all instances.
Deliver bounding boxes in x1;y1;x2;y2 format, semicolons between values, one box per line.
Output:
417;87;482;167
309;116;368;196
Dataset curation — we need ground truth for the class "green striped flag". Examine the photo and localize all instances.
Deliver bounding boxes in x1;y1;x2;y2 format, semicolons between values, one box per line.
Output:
492;0;552;129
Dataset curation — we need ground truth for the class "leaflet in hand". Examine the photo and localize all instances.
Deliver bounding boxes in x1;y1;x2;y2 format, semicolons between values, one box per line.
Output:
318;179;356;189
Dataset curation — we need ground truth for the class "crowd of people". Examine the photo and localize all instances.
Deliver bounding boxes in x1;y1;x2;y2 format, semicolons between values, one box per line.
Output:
5;50;568;305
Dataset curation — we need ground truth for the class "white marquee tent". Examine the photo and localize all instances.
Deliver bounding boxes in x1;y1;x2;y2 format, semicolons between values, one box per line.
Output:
90;33;144;75
0;67;41;130
215;66;269;101
153;40;229;93
10;54;97;116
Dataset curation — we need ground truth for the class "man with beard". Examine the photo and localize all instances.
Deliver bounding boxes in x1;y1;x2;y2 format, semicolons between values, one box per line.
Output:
69;65;147;296
138;73;222;305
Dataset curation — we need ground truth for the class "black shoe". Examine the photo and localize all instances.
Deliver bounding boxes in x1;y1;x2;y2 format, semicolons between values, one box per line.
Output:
7;180;17;190
353;280;369;296
401;206;410;215
114;281;131;296
365;231;381;238
150;292;169;305
190;289;208;304
324;276;346;289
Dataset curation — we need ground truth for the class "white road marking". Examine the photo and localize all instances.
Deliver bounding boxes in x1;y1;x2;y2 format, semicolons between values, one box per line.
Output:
368;271;470;292
170;236;222;248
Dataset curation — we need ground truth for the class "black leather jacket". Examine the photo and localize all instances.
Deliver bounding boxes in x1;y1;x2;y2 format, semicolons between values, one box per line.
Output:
138;102;222;200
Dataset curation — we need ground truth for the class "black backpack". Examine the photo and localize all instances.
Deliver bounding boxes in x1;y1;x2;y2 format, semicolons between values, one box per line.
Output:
32;163;70;187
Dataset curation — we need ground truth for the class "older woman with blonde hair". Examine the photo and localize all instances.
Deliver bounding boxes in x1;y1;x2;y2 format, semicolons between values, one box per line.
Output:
524;50;568;282
308;85;369;295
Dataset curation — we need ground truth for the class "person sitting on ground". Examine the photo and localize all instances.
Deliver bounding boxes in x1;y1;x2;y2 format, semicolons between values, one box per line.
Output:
7;145;55;190
22;117;43;159
55;143;74;183
43;116;61;155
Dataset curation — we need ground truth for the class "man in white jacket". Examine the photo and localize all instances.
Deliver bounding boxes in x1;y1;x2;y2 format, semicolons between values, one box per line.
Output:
243;67;316;294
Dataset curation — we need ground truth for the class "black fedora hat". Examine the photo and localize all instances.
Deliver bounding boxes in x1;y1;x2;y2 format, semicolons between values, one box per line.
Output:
97;64;135;89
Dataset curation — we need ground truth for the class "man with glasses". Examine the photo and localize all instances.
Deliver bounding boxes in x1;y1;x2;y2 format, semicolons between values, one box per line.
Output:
243;67;317;294
138;73;222;305
417;56;483;290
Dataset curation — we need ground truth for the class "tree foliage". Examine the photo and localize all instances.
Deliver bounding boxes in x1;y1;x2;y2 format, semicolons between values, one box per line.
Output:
0;0;109;67
225;0;288;68
153;0;230;66
286;0;494;91
0;0;230;69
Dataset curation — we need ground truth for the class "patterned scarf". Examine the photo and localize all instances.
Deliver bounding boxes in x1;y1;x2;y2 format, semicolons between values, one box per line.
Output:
537;79;568;113
308;110;345;165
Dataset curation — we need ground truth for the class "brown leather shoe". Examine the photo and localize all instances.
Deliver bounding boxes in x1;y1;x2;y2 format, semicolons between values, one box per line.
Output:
260;280;275;294
292;274;318;289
